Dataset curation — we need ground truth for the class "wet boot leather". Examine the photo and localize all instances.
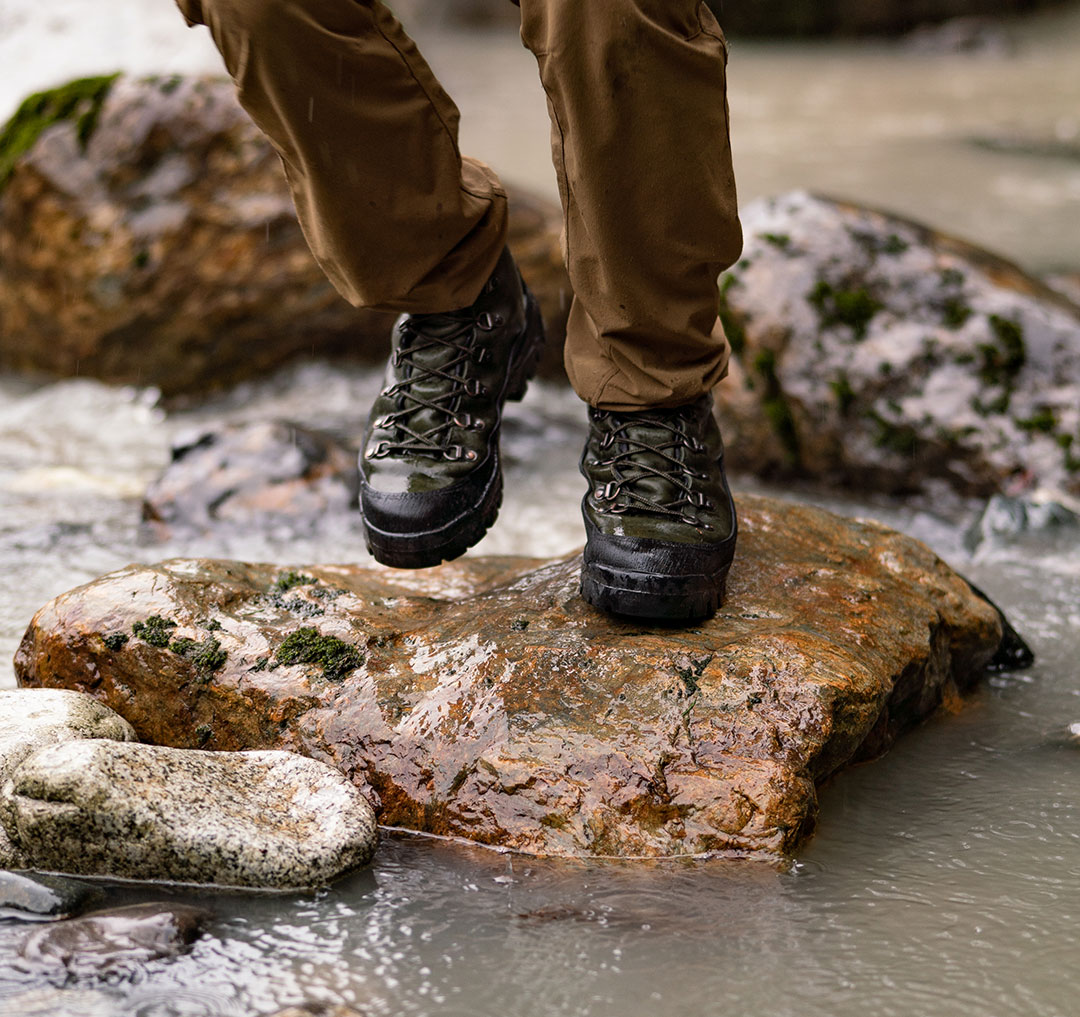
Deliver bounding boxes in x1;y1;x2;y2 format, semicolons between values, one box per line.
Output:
360;247;545;568
579;395;737;621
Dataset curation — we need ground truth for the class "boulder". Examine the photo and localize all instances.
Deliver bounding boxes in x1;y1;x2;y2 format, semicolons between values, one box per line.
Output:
0;689;137;868
0;74;569;399
15;495;1006;860
142;421;358;536
714;192;1080;499
0;741;378;888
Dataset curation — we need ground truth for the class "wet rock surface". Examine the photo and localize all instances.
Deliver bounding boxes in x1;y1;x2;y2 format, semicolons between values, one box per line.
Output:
714;192;1080;500
15;495;1005;860
143;420;359;535
15;902;210;980
0;871;100;922
0;689;137;868
0;74;570;398
0;741;378;888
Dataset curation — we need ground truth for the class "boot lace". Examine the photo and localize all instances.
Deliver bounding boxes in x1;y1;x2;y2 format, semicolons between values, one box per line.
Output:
591;408;715;529
367;308;503;462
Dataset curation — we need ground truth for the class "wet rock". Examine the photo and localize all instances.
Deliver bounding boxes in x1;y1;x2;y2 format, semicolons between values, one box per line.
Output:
15;495;1008;859
16;902;210;979
964;493;1080;551
0;75;570;399
714;192;1080;499
0;870;100;922
0;741;377;888
0;689;137;868
143;421;358;535
1068;722;1080;745
1045;272;1080;307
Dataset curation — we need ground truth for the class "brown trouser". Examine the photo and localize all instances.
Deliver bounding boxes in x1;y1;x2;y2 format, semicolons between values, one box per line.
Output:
176;0;742;409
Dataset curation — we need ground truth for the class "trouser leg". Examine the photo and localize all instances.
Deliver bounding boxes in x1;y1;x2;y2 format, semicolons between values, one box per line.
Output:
519;0;743;410
175;0;507;313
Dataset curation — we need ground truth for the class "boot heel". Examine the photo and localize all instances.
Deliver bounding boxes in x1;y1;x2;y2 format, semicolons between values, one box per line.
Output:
506;290;545;403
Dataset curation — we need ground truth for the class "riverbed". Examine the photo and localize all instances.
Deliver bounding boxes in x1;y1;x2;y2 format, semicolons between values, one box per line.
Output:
1;2;1079;1016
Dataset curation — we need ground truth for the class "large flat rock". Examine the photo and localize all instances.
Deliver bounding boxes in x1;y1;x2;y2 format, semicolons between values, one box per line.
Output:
15;495;1002;860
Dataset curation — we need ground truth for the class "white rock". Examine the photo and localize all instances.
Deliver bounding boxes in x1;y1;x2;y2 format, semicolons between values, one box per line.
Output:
1;740;377;888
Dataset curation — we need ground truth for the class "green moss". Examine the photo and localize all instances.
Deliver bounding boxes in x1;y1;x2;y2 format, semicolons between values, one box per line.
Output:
868;411;920;457
940;268;966;288
882;234;909;256
102;632;128;652
132;250;150;270
942;298;973;329
204;618;223;632
540;813;570;831
762;232;791;250
273;570;318;593
807;281;882;341
716;273;747;358
132;615;177;648
1015;408;1057;433
195;724;213;747
275;627;363;681
0;74;120;190
169;635;227;680
828;372;856;416
752;348;800;464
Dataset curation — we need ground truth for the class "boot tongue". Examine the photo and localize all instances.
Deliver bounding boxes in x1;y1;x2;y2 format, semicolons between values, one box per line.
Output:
615;412;688;511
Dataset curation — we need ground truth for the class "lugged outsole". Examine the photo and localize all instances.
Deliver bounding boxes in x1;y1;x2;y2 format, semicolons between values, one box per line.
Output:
580;568;728;622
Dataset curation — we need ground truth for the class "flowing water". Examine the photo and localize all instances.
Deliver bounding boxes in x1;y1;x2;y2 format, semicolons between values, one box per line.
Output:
1;2;1079;1015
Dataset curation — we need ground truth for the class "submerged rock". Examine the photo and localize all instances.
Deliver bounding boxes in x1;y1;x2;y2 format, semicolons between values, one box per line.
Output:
714;192;1080;499
0;74;569;399
143;421;358;535
0;689;137;868
0;741;377;888
15;495;1007;860
16;902;210;979
964;493;1080;551
0;871;100;922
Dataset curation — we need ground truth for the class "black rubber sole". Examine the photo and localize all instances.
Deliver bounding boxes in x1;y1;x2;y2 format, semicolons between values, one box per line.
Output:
580;562;729;622
361;291;544;570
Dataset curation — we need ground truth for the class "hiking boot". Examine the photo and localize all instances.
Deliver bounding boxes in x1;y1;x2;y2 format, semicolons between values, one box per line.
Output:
579;394;737;621
359;247;545;569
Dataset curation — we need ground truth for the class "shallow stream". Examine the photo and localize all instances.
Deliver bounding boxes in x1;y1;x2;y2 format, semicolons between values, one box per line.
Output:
1;2;1079;1015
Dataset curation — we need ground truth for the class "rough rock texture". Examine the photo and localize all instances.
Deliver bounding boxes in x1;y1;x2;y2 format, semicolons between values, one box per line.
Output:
143;421;358;535
16;495;1003;860
15;902;210;979
0;741;378;888
0;689;136;868
0;74;570;398
715;193;1080;499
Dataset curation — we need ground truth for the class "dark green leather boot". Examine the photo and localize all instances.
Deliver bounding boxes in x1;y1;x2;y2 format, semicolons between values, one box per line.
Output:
359;247;544;568
579;394;737;621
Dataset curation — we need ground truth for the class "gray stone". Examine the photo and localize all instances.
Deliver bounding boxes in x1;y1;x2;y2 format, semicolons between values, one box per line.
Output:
963;494;1080;551
0;689;137;870
268;1007;369;1017
1;740;377;888
714;192;1080;500
16;902;211;979
0;870;100;922
143;421;359;536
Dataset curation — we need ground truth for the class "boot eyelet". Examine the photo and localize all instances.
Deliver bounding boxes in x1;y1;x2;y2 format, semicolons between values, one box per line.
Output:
599;433;614;450
445;445;464;461
477;312;502;331
465;450;478;461
464;378;485;397
473;346;489;364
365;442;390;460
453;414;472;428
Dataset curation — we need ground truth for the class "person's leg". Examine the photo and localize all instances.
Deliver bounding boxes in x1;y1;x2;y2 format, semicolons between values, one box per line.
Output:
518;0;742;410
520;0;742;620
178;0;546;565
176;0;506;313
